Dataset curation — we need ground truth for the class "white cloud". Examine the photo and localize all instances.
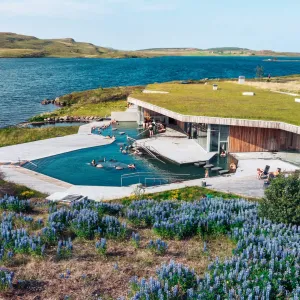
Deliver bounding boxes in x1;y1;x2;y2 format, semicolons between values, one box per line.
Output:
0;0;177;18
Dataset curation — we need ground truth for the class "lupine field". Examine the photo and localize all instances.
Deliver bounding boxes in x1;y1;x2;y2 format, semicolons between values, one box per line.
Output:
0;193;299;299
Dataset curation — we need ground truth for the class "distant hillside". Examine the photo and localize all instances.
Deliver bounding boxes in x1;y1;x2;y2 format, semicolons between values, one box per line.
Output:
1;33;300;58
0;33;148;58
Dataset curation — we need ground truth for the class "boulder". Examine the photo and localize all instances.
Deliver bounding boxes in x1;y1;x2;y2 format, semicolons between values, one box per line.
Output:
41;99;50;105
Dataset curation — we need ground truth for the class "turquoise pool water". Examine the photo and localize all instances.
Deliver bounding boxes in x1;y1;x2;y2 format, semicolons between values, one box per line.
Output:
24;122;229;187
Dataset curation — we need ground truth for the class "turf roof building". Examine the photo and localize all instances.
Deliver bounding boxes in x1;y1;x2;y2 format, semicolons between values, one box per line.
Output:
128;82;300;153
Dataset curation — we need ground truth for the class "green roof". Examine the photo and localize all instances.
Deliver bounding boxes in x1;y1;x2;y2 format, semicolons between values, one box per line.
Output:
131;82;300;126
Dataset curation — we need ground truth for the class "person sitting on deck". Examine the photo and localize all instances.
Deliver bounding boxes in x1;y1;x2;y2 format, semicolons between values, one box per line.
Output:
157;124;166;133
257;168;264;179
274;168;281;176
128;164;136;169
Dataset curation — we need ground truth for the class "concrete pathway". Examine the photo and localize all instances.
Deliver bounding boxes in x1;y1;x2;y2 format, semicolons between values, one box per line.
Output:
77;121;110;135
233;152;300;167
1;165;71;195
0;121;113;163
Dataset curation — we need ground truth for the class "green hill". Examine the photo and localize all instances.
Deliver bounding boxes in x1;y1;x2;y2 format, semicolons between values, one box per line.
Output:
0;32;148;58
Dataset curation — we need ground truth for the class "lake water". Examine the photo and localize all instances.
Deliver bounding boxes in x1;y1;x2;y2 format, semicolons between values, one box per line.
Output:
1;56;300;128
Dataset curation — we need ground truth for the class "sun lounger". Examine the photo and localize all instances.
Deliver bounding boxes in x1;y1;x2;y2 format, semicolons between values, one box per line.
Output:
211;167;223;171
204;164;214;169
219;169;229;175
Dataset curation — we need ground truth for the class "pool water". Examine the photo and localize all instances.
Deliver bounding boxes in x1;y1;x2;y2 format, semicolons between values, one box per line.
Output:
24;122;230;187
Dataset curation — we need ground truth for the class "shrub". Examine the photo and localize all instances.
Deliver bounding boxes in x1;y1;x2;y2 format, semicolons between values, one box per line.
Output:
0;268;14;291
148;239;168;255
259;174;300;225
95;238;107;256
70;209;99;239
101;216;127;239
131;232;140;248
20;191;35;199
0;195;31;213
56;239;73;260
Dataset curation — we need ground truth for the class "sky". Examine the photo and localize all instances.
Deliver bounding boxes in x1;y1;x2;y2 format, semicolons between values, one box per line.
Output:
0;0;299;51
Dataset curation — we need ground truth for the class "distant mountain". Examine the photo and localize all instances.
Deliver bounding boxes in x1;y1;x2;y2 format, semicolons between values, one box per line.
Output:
1;33;300;58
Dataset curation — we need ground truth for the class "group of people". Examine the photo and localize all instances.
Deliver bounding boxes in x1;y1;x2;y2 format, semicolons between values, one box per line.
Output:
257;167;281;180
143;118;166;137
90;158;136;170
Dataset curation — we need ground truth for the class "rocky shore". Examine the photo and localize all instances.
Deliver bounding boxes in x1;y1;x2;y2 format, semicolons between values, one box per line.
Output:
17;115;110;128
41;96;67;106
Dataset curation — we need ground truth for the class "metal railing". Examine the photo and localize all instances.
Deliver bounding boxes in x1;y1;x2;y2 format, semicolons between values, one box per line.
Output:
121;172;190;186
127;136;166;164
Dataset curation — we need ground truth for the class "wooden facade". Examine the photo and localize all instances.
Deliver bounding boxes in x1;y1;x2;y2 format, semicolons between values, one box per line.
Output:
229;126;300;152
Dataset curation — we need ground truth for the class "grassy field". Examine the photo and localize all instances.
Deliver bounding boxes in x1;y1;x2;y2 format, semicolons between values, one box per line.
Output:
132;81;300;125
0;195;237;299
29;86;143;122
0;193;298;299
0;126;79;147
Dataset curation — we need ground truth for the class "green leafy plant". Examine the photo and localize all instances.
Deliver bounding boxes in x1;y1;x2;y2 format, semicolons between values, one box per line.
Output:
259;174;300;225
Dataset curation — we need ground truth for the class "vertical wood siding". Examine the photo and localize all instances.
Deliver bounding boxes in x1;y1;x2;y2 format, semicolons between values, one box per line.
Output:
229;126;300;152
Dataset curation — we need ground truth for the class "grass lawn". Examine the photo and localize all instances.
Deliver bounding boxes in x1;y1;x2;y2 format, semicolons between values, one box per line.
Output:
0;126;79;147
131;81;300;126
29;86;143;122
115;186;255;205
44;100;127;118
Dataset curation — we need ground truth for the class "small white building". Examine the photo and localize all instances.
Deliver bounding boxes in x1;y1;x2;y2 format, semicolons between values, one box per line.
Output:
238;76;245;84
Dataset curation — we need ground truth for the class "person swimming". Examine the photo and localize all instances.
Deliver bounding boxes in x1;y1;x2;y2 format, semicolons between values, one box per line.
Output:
115;166;124;170
91;159;97;167
128;163;136;169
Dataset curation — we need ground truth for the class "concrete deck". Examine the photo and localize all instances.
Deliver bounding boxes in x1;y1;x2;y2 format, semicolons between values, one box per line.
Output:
0;121;113;163
232;152;300;167
135;136;216;164
1;165;71;195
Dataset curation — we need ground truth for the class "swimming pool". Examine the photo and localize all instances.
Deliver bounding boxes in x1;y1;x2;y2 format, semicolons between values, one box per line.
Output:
24;122;230;187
